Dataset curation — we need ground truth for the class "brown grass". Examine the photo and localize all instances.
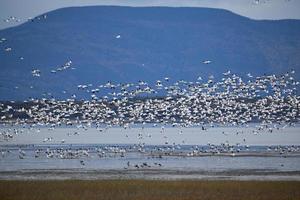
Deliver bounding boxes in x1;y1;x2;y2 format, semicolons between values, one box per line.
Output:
0;180;299;200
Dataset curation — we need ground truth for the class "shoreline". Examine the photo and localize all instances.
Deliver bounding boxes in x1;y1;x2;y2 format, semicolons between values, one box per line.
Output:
1;169;300;181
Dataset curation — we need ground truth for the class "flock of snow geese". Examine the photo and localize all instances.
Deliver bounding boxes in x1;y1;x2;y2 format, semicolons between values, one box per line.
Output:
1;8;300;168
1;67;300;165
1;69;299;130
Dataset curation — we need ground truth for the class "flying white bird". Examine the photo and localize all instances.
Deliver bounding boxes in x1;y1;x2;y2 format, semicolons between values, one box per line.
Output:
203;60;212;64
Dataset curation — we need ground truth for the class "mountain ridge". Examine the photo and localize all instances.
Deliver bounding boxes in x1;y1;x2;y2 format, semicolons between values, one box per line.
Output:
0;6;300;100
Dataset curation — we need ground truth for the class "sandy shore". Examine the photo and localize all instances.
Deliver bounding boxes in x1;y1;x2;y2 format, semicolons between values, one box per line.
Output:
1;169;300;181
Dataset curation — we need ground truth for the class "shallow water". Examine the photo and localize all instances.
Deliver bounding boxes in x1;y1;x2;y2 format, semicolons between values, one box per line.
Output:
0;144;299;173
1;126;300;145
0;126;299;180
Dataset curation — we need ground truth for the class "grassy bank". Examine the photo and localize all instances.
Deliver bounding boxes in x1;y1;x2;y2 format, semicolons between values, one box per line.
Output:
0;180;299;200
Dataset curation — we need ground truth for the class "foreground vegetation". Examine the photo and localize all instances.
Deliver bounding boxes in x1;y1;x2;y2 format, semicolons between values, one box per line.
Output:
0;180;300;200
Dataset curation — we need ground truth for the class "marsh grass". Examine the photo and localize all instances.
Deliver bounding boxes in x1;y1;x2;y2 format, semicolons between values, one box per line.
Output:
0;180;299;200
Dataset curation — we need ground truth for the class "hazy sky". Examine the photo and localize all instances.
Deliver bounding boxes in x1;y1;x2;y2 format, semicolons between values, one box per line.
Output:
0;0;300;30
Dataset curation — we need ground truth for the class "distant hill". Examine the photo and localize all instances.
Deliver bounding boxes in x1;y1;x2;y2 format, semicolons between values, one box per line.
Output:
0;6;300;100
